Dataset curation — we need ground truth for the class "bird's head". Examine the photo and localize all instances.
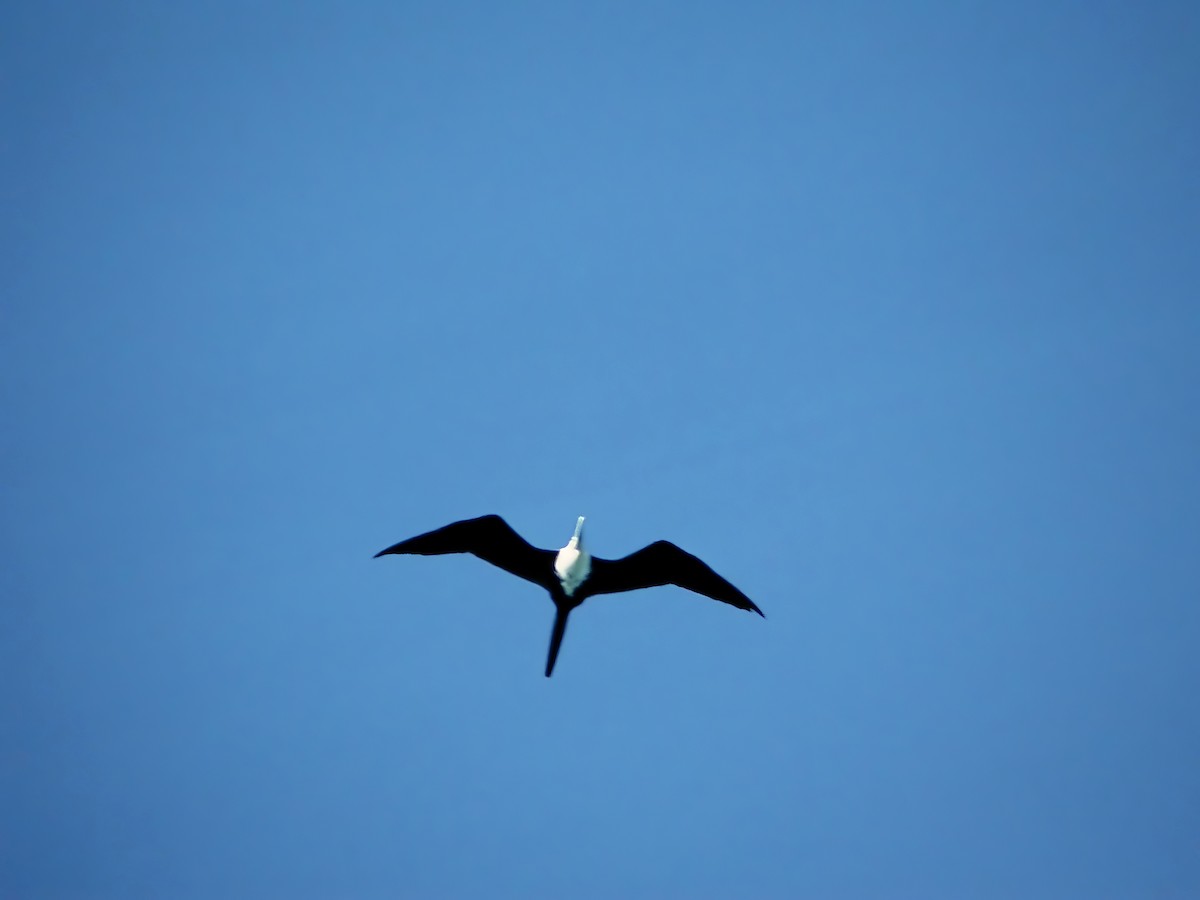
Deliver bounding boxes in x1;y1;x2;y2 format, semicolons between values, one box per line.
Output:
569;515;585;547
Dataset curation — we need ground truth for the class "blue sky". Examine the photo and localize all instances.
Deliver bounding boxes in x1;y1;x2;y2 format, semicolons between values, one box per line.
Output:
3;2;1198;898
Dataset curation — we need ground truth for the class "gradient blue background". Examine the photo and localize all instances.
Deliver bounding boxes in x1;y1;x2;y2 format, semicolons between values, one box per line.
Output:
4;3;1198;898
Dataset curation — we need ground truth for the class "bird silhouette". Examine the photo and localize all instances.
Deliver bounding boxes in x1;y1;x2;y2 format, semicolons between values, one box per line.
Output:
374;514;763;676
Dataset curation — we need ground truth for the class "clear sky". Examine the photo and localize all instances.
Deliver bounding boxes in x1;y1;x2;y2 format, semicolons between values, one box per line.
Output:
3;3;1198;898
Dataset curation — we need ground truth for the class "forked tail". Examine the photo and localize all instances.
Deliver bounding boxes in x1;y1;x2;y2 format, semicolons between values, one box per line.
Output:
545;607;571;678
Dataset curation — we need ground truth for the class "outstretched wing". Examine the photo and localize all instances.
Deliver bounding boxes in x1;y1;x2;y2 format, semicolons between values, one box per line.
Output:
585;541;764;616
374;515;556;589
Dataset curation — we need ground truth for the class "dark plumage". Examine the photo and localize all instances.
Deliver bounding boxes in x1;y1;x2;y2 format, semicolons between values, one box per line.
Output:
375;514;763;677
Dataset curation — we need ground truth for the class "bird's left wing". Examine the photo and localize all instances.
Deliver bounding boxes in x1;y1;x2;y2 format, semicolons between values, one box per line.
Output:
585;541;764;616
374;515;556;589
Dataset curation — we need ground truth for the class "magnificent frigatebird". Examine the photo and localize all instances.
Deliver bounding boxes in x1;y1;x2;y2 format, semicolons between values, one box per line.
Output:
374;515;763;676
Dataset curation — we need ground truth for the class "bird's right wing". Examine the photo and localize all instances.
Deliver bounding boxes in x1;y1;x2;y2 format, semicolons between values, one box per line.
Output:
374;515;556;589
586;541;764;616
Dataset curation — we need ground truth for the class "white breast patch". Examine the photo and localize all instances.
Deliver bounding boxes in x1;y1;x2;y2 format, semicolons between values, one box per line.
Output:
554;545;592;596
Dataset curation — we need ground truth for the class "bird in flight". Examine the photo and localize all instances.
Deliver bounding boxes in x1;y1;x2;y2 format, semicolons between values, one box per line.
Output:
374;515;763;677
